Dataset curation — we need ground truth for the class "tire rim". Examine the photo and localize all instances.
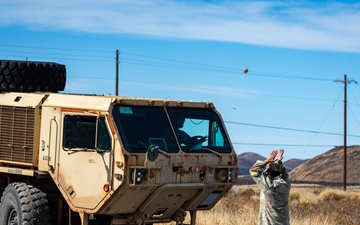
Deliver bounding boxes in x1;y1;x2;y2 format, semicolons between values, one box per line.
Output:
6;208;17;225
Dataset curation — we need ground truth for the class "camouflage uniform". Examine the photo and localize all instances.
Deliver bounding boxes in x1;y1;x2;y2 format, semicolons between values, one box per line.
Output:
250;160;291;225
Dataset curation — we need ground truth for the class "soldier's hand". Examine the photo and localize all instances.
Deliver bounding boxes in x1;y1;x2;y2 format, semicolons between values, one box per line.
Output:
264;150;278;163
275;149;284;162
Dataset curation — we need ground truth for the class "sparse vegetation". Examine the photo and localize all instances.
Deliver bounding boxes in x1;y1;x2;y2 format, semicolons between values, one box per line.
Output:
289;146;360;184
156;184;360;225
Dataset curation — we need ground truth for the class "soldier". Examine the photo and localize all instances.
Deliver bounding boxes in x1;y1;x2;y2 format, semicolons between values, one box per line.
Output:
172;116;191;145
249;149;291;225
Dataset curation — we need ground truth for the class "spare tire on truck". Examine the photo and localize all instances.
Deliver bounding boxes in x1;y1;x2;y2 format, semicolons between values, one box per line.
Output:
0;60;66;92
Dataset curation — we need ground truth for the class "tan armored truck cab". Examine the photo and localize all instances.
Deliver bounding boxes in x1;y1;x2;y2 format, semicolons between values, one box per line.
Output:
0;60;237;225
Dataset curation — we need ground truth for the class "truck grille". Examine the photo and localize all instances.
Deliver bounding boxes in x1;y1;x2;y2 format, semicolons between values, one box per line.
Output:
0;106;35;165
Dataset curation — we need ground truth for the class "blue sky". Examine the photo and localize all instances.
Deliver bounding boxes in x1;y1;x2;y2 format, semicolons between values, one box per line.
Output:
1;0;360;160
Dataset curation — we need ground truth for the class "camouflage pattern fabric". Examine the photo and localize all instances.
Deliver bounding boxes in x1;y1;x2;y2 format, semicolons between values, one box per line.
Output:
250;160;291;225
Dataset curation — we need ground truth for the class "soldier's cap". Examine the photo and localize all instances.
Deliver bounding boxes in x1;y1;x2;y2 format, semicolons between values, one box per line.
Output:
265;162;281;172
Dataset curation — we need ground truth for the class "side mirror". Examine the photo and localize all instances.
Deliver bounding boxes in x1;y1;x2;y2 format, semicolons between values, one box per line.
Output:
146;145;159;162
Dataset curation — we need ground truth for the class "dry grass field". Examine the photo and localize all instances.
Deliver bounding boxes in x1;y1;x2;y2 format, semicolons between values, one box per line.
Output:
156;184;360;225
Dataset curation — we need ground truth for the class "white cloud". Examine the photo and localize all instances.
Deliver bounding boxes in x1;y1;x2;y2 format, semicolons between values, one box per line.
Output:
1;0;360;52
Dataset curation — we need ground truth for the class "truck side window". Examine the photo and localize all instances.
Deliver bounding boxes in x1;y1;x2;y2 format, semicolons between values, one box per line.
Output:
97;117;111;151
63;115;111;152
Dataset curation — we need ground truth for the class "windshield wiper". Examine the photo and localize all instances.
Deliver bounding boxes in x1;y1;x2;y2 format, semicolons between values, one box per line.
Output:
201;147;222;158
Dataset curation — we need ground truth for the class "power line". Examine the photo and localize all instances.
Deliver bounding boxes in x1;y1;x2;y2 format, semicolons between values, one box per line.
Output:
117;78;339;103
348;106;360;128
122;51;241;72
347;86;360;128
0;45;339;82
300;88;343;157
224;121;360;137
70;76;114;80
348;85;360;109
232;142;335;147
121;52;334;81
120;58;233;74
248;70;333;82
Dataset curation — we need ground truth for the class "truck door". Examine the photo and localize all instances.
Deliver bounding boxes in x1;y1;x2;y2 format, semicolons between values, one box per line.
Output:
55;114;113;211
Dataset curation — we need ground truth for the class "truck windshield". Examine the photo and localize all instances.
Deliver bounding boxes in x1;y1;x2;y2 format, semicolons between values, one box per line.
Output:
112;105;232;154
167;107;232;153
112;106;178;153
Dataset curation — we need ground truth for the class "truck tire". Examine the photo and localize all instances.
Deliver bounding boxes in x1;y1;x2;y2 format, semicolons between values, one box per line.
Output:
0;182;50;225
0;60;66;92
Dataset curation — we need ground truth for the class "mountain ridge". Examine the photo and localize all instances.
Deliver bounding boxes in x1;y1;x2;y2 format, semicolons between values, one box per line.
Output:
289;145;360;184
237;145;360;184
237;152;307;175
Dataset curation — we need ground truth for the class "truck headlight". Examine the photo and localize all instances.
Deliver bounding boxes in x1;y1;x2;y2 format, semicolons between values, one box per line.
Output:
228;169;234;182
132;170;144;184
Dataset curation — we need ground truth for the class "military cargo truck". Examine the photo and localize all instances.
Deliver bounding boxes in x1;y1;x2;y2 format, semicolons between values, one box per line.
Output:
0;60;237;225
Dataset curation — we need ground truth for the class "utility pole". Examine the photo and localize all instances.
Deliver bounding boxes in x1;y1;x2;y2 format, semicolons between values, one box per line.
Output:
115;50;120;96
334;74;357;191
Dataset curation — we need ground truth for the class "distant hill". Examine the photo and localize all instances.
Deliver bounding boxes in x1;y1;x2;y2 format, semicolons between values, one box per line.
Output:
237;152;265;175
283;158;308;171
290;145;360;184
237;152;306;175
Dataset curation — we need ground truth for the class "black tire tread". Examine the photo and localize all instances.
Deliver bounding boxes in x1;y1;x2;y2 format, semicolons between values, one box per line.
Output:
0;60;66;92
0;182;50;225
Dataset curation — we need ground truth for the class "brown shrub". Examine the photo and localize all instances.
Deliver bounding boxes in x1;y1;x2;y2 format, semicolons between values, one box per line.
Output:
156;185;360;225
